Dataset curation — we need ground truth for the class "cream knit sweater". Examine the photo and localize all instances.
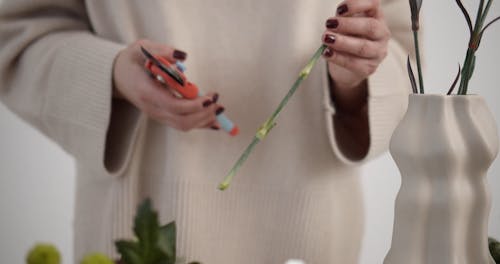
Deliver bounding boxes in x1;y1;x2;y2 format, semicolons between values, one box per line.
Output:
0;0;411;263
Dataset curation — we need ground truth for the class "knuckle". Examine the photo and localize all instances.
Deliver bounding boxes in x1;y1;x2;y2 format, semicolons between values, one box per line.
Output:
369;0;380;9
208;115;217;124
366;19;378;38
345;56;356;69
364;63;378;75
178;120;192;132
334;54;346;68
358;40;370;57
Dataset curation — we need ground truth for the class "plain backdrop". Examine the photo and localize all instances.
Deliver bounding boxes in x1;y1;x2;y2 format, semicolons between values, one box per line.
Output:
0;1;499;263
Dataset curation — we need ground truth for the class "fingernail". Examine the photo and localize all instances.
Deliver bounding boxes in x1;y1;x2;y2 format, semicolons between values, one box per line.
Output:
323;34;336;44
173;50;187;60
323;47;334;58
216;107;225;115
202;100;213;107
212;93;219;103
211;125;220;130
326;19;339;29
337;4;348;15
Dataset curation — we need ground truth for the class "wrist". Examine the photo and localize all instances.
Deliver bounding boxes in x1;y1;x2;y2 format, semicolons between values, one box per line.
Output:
112;50;125;100
329;75;368;115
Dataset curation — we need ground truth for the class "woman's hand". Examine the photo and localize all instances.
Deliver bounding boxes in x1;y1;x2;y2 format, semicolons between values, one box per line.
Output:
321;0;390;160
322;0;390;110
113;39;222;131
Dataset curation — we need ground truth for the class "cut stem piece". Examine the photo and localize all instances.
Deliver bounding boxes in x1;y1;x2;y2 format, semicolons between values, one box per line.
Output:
218;45;327;191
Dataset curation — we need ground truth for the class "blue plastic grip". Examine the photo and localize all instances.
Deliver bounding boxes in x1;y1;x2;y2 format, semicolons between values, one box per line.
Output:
178;62;237;135
216;114;235;133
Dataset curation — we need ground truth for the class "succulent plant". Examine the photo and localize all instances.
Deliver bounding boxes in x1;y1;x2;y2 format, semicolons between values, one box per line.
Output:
26;243;61;264
80;253;115;264
115;199;199;264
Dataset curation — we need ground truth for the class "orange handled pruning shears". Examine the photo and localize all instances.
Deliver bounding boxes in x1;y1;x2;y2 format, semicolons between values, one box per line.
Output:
141;46;199;99
141;46;239;136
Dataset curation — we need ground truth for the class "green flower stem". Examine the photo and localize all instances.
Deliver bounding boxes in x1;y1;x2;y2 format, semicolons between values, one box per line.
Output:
413;31;424;94
218;136;260;191
457;1;493;95
458;48;474;95
218;45;327;191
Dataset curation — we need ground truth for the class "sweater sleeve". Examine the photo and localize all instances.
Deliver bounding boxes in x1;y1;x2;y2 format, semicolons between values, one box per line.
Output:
0;0;141;175
322;0;413;165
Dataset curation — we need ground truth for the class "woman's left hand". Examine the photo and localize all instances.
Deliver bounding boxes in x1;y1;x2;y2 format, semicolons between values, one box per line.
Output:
323;0;390;94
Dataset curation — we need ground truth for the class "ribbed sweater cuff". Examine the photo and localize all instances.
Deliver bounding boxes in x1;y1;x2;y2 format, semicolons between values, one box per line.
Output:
323;39;410;165
41;32;140;176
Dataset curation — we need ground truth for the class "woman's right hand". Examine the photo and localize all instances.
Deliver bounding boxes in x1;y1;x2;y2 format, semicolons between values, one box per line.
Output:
112;39;222;131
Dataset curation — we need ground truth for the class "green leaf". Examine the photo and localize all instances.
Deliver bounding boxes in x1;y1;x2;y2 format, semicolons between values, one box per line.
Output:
480;0;494;26
447;64;461;95
133;199;160;259
158;222;177;262
481;16;500;35
407;56;418;94
455;0;473;35
115;241;142;264
115;199;185;264
489;237;500;262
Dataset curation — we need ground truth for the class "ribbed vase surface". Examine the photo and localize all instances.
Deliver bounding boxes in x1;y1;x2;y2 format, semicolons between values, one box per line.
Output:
384;94;498;264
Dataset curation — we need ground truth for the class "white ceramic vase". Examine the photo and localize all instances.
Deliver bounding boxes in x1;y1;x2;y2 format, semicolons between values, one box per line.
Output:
384;94;499;264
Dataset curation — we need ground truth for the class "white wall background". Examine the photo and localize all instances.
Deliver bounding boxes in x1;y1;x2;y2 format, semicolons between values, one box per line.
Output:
0;1;499;263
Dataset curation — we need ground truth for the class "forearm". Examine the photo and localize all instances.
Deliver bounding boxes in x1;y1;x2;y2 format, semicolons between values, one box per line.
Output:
328;72;370;161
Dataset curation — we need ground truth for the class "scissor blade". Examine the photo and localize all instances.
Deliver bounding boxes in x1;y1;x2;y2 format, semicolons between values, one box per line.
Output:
141;46;168;73
141;46;185;86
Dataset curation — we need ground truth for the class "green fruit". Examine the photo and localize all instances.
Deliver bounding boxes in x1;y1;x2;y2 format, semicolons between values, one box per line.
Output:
80;253;114;264
26;243;61;264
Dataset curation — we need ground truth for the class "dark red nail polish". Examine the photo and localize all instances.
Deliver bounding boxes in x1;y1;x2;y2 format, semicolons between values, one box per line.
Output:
216;107;225;115
211;125;220;130
337;4;348;15
212;93;219;103
324;34;336;44
326;19;339;29
202;100;213;107
173;50;187;60
323;47;334;58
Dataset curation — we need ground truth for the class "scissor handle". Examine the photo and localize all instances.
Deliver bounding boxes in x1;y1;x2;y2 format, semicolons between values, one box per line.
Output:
142;49;239;136
144;56;199;99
